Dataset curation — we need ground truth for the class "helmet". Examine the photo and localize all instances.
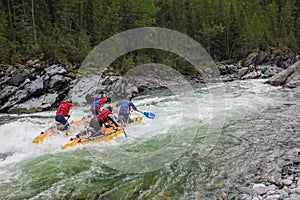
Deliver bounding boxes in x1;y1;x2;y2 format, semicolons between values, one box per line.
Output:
107;106;113;112
65;98;72;103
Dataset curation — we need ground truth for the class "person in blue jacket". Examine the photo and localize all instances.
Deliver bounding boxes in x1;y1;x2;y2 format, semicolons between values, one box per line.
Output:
90;91;107;115
117;96;141;124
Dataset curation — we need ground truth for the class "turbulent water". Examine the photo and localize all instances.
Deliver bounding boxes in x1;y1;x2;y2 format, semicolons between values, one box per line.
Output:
0;79;299;199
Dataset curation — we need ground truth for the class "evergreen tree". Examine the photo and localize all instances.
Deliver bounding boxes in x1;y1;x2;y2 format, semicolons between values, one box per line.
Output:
0;0;299;65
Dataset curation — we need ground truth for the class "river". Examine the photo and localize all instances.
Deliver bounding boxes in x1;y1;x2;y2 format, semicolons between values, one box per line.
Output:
0;79;299;199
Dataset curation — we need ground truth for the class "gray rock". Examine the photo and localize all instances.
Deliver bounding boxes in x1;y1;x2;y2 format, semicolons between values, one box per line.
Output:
7;68;28;86
49;74;71;90
68;75;103;105
238;187;253;195
237;194;253;200
7;93;58;114
238;68;249;79
277;189;289;198
218;64;227;75
5;66;16;77
0;85;18;105
267;172;283;187
286;71;300;88
204;67;214;75
264;67;278;77
1;89;30;111
268;61;300;87
45;65;67;76
255;51;268;65
253;183;268;195
243;52;257;67
241;71;261;80
27;77;44;93
102;76;120;85
265;194;280;200
228;64;238;73
288;193;300;200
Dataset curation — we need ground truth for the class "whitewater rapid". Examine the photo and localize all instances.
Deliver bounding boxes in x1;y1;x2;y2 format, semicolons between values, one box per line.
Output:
0;79;299;199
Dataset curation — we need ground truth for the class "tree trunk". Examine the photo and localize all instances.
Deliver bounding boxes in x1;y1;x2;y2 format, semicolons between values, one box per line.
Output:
31;0;37;46
7;0;13;29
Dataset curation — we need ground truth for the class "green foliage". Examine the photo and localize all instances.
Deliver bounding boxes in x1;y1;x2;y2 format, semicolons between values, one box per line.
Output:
0;0;299;67
0;1;9;61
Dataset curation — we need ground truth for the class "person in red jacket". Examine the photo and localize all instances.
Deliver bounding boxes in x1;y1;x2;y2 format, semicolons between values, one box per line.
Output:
88;106;119;138
55;100;74;131
90;91;108;115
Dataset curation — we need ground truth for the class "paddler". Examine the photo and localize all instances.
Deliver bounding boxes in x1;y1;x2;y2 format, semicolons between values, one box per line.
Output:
117;96;141;124
85;106;120;139
90;91;107;115
55;99;74;131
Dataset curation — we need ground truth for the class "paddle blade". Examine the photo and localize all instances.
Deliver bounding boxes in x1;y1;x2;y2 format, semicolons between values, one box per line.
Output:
143;112;155;119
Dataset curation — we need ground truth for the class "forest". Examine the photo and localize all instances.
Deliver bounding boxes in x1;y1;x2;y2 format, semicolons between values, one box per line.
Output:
0;0;299;72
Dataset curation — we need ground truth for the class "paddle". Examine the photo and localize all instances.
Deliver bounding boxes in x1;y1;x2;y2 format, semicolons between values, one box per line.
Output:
118;117;127;138
123;128;127;137
137;110;155;119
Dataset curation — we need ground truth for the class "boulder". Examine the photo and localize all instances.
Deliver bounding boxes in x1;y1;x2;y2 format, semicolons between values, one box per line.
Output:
68;75;104;105
267;61;300;87
7;93;58;114
45;65;67;76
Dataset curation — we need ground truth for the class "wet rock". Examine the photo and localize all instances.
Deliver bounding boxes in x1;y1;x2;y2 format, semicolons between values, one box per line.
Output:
267;172;283;187
218;64;237;75
277;189;289;198
267;61;300;87
289;193;300;200
237;68;249;79
283;179;293;186
241;71;261;80
253;183;268;195
238;187;253;195
203;67;214;75
286;68;300;88
237;194;252;200
265;194;280;200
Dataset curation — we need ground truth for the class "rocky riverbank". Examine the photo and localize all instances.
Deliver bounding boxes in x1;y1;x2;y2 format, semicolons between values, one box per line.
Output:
0;47;299;114
217;148;300;200
217;47;299;83
0;61;75;114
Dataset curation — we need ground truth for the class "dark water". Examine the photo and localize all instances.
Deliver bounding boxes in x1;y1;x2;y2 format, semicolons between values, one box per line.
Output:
0;79;299;199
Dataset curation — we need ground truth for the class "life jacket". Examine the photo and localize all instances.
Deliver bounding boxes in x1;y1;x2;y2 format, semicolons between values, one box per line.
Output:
97;108;112;123
56;101;73;116
119;100;131;113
